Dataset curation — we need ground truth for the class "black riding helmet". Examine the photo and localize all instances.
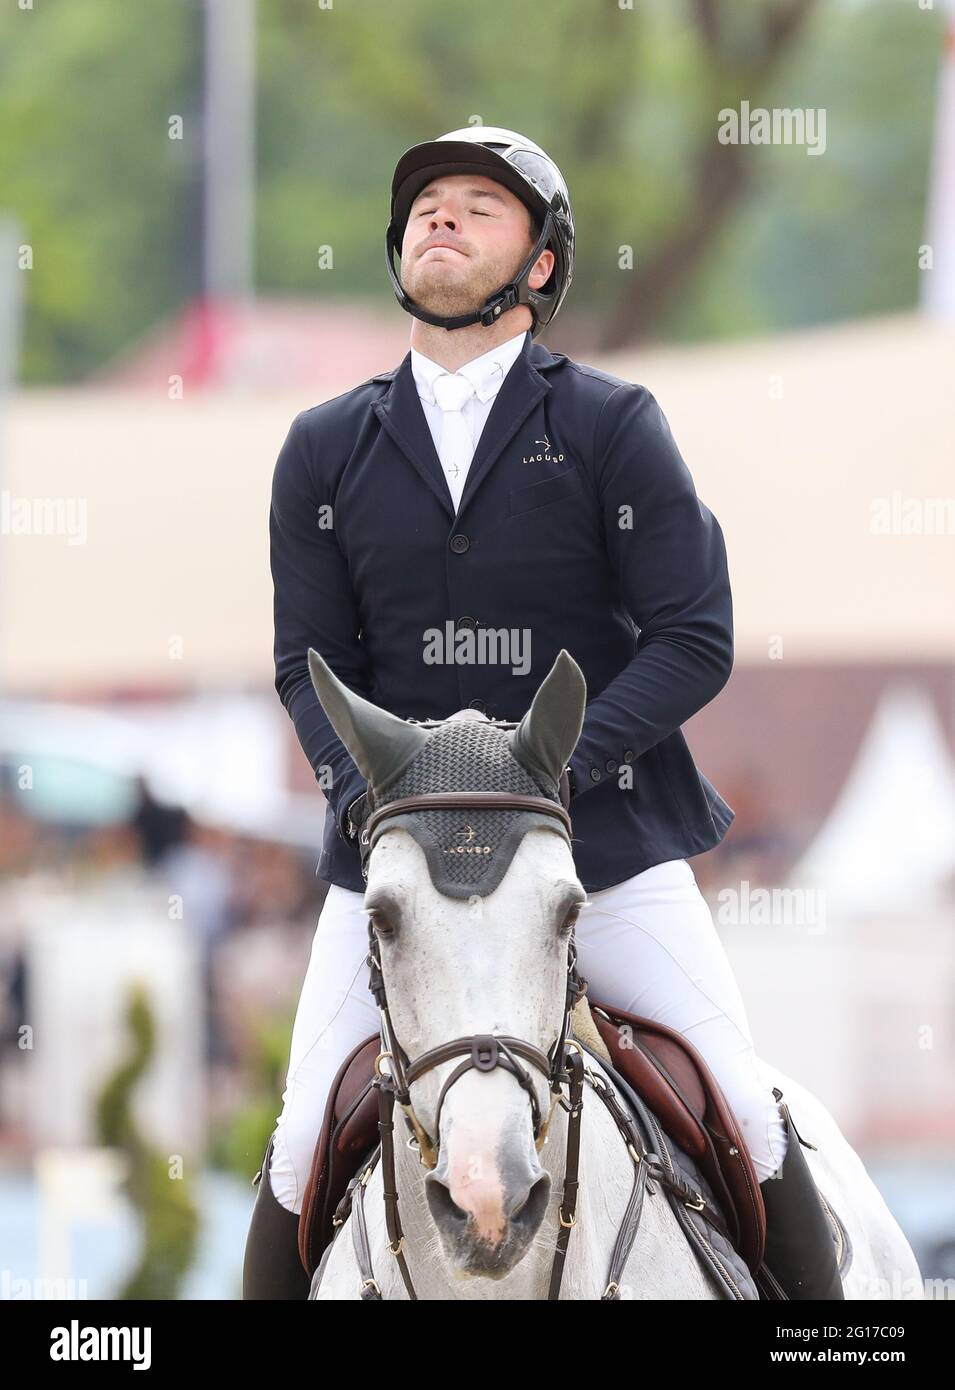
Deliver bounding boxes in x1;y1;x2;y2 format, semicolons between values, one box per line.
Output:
385;125;575;338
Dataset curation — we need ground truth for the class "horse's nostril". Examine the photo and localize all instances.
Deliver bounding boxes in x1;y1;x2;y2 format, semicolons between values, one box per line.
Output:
425;1167;551;1240
424;1172;469;1228
509;1171;551;1230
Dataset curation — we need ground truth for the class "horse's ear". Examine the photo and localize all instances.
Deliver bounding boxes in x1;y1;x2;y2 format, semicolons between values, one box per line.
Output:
307;648;429;790
508;649;586;790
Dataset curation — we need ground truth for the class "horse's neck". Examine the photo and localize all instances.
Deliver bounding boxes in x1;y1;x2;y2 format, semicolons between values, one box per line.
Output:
386;1070;637;1300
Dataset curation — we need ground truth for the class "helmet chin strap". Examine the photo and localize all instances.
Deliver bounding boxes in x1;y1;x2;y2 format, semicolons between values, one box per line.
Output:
385;213;555;334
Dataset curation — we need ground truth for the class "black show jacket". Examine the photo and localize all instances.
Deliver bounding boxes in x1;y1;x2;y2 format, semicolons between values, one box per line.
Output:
270;329;734;892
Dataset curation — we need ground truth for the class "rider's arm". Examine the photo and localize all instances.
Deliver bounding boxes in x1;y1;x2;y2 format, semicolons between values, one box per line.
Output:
566;384;733;799
270;411;370;841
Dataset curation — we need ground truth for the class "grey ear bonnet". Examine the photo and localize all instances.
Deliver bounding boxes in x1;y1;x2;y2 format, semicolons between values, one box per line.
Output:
306;645;587;898
362;719;571;898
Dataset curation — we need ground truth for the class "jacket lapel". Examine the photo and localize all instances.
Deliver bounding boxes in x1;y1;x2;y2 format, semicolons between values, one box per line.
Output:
455;333;556;520
371;355;455;518
370;331;562;523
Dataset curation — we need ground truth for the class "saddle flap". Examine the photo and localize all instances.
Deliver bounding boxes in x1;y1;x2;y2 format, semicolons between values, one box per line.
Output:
298;1033;381;1275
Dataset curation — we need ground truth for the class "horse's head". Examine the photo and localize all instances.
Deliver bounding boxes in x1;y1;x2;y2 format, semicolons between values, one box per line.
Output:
307;647;587;1281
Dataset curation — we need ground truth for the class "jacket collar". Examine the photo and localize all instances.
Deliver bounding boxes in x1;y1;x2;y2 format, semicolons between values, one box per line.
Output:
371;329;564;522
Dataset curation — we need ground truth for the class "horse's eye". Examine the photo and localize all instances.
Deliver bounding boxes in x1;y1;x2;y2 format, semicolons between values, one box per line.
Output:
561;906;581;934
369;910;395;936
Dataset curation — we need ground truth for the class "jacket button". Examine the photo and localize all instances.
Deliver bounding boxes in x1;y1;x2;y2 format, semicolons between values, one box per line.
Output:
449;534;470;554
468;699;486;713
589;767;602;782
605;759;618;773
623;749;634;763
457;615;477;630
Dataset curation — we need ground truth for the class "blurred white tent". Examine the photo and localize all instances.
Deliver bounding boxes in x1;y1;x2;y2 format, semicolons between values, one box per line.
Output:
789;684;955;917
720;682;955;1138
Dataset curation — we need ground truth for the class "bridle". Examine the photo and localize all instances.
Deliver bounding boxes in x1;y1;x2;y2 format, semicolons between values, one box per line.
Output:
342;744;666;1301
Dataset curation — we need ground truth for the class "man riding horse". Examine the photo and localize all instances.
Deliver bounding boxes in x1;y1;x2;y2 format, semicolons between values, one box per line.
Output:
244;125;844;1301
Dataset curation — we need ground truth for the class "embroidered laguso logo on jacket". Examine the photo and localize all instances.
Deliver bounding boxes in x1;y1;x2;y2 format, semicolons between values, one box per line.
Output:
521;433;565;464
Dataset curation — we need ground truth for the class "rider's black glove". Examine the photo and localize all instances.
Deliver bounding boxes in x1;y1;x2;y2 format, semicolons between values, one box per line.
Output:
342;788;372;844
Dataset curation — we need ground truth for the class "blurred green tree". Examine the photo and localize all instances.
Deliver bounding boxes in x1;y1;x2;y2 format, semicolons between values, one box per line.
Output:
0;0;943;380
95;980;200;1300
0;0;201;383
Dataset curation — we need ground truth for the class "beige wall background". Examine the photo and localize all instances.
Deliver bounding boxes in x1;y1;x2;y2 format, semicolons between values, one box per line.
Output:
3;312;952;693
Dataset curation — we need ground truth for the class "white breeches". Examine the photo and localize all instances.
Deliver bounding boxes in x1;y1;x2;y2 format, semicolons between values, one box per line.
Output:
268;857;789;1213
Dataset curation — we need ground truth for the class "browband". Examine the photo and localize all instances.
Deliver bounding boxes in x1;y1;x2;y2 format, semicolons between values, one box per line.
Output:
363;789;572;845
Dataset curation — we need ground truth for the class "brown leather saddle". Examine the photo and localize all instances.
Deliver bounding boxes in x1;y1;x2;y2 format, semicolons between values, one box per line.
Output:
298;995;767;1278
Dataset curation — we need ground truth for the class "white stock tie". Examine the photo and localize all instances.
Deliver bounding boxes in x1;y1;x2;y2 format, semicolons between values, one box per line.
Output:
432;373;476;510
